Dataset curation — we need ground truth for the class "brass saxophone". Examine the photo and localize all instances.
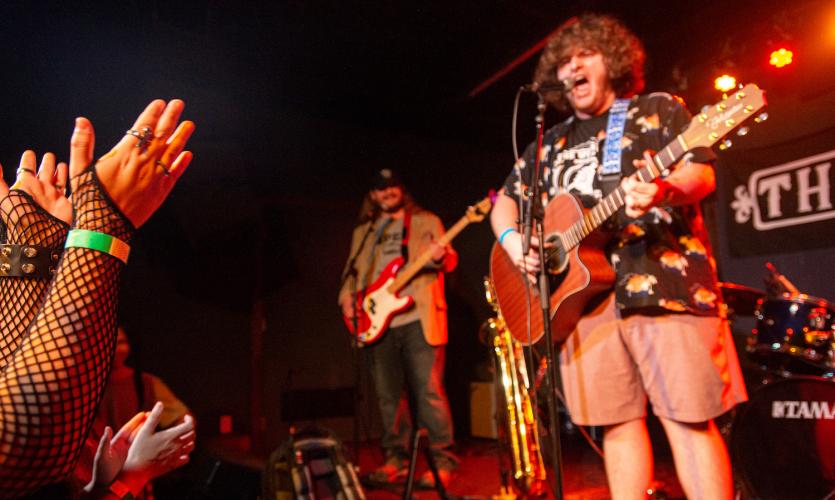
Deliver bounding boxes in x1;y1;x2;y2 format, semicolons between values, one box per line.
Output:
483;278;547;496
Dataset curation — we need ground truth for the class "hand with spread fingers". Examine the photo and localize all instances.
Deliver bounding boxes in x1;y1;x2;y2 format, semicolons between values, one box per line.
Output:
2;150;72;225
119;402;196;495
70;99;195;229
85;412;149;492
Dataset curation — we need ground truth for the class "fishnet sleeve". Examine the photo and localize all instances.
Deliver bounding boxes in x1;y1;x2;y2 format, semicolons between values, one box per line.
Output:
0;191;69;372
0;167;136;498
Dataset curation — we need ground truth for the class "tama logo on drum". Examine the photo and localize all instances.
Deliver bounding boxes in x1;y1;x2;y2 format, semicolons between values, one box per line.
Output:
772;400;835;419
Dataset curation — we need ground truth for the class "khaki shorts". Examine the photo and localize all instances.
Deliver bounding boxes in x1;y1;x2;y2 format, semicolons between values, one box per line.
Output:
558;293;748;426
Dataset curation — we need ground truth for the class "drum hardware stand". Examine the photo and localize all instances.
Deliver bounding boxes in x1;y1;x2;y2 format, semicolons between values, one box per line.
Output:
520;92;565;500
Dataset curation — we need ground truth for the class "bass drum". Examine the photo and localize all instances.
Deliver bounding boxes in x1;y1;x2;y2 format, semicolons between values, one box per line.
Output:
732;376;835;499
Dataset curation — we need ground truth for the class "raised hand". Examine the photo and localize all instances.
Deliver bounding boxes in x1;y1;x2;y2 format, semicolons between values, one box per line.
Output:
6;151;72;224
69;99;195;228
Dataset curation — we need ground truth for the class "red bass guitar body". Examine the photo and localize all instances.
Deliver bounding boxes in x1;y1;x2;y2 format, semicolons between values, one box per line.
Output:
343;257;415;345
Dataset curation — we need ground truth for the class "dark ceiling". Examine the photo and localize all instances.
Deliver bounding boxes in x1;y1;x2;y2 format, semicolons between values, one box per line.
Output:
0;0;832;203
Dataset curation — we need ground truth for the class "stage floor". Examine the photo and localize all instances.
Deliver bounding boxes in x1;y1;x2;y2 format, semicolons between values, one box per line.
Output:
356;432;686;499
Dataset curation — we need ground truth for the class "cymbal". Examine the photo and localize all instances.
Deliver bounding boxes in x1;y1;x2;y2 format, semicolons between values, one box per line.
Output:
719;282;765;316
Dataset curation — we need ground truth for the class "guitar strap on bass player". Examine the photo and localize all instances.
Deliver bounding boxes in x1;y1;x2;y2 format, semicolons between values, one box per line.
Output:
401;210;411;261
369;211;411;271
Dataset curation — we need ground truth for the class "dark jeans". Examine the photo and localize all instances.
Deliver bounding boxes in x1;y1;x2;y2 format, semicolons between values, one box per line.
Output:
366;320;457;467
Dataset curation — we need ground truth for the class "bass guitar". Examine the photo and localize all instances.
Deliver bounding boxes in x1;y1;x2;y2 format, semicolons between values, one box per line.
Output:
345;196;492;345
491;84;767;345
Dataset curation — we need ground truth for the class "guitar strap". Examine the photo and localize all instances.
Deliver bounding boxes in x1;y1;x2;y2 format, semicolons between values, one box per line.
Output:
598;98;631;195
601;98;631;175
542;98;630;198
369;211;410;270
401;211;411;261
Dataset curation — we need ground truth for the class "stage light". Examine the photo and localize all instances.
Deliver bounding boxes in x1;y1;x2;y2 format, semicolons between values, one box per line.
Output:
714;74;737;92
769;48;793;68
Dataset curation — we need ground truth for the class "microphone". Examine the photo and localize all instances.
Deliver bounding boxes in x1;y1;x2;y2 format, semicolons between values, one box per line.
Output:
521;78;575;93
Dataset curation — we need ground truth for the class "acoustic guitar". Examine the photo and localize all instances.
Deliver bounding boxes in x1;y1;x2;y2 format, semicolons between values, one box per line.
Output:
490;84;767;345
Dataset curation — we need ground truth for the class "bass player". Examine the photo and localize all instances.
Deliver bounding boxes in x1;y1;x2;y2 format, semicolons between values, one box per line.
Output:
489;14;747;500
338;168;458;488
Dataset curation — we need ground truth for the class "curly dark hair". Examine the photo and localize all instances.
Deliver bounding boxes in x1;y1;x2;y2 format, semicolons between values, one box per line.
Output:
534;13;645;111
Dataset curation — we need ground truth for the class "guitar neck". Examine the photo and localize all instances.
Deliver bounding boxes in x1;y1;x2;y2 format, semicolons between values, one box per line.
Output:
388;215;470;292
560;137;688;251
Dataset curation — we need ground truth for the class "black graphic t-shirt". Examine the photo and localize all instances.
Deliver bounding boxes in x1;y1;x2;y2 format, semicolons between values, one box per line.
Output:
502;93;721;317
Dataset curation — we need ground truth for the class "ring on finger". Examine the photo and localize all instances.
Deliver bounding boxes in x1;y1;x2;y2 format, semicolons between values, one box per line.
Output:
16;167;36;177
155;159;171;176
126;127;155;152
55;184;65;191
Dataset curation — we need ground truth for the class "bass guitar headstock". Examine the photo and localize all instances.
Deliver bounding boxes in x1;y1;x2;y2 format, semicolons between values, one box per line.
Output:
465;195;494;223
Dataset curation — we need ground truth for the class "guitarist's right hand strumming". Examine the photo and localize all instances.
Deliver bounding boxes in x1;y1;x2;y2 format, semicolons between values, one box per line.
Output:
491;189;542;284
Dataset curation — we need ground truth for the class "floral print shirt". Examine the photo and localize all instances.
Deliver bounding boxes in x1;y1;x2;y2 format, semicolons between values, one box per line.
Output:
502;93;721;317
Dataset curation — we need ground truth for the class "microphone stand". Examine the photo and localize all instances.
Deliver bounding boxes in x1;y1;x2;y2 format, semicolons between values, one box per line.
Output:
520;92;565;499
339;213;379;465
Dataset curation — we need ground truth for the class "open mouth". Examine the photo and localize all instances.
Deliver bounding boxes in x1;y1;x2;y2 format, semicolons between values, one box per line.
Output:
572;76;589;89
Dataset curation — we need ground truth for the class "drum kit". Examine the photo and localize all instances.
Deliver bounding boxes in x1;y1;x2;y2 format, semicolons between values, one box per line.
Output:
720;264;834;500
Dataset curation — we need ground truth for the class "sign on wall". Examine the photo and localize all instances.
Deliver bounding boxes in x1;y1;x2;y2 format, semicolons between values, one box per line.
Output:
720;135;835;257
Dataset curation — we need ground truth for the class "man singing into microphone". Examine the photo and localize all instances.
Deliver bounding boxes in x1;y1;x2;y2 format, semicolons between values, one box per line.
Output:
338;169;458;488
490;14;747;499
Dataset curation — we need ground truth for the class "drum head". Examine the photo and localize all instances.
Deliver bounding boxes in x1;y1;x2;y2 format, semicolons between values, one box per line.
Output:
732;377;835;499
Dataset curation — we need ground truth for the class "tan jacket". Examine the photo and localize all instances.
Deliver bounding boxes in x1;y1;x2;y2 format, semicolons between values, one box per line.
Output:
338;209;458;346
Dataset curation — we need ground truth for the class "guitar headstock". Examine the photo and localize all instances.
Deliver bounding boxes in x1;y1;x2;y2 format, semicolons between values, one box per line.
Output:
466;196;493;223
681;83;767;151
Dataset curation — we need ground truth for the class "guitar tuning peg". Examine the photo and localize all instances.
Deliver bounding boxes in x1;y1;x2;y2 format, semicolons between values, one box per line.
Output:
719;138;733;150
755;112;769;123
737;126;750;136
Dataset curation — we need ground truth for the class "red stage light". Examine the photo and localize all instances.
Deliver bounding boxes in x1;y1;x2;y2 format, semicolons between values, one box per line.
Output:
769;48;794;68
714;75;737;92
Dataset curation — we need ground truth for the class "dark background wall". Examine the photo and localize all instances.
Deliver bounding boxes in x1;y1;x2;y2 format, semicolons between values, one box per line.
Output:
0;0;833;454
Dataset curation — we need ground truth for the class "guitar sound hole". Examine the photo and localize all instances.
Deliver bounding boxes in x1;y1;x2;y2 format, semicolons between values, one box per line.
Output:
545;233;568;276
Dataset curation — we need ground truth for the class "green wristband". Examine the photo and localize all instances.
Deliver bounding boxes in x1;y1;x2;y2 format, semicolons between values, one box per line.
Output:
65;229;130;264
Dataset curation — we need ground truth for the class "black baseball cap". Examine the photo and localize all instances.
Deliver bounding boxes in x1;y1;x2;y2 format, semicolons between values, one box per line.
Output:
370;168;403;190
